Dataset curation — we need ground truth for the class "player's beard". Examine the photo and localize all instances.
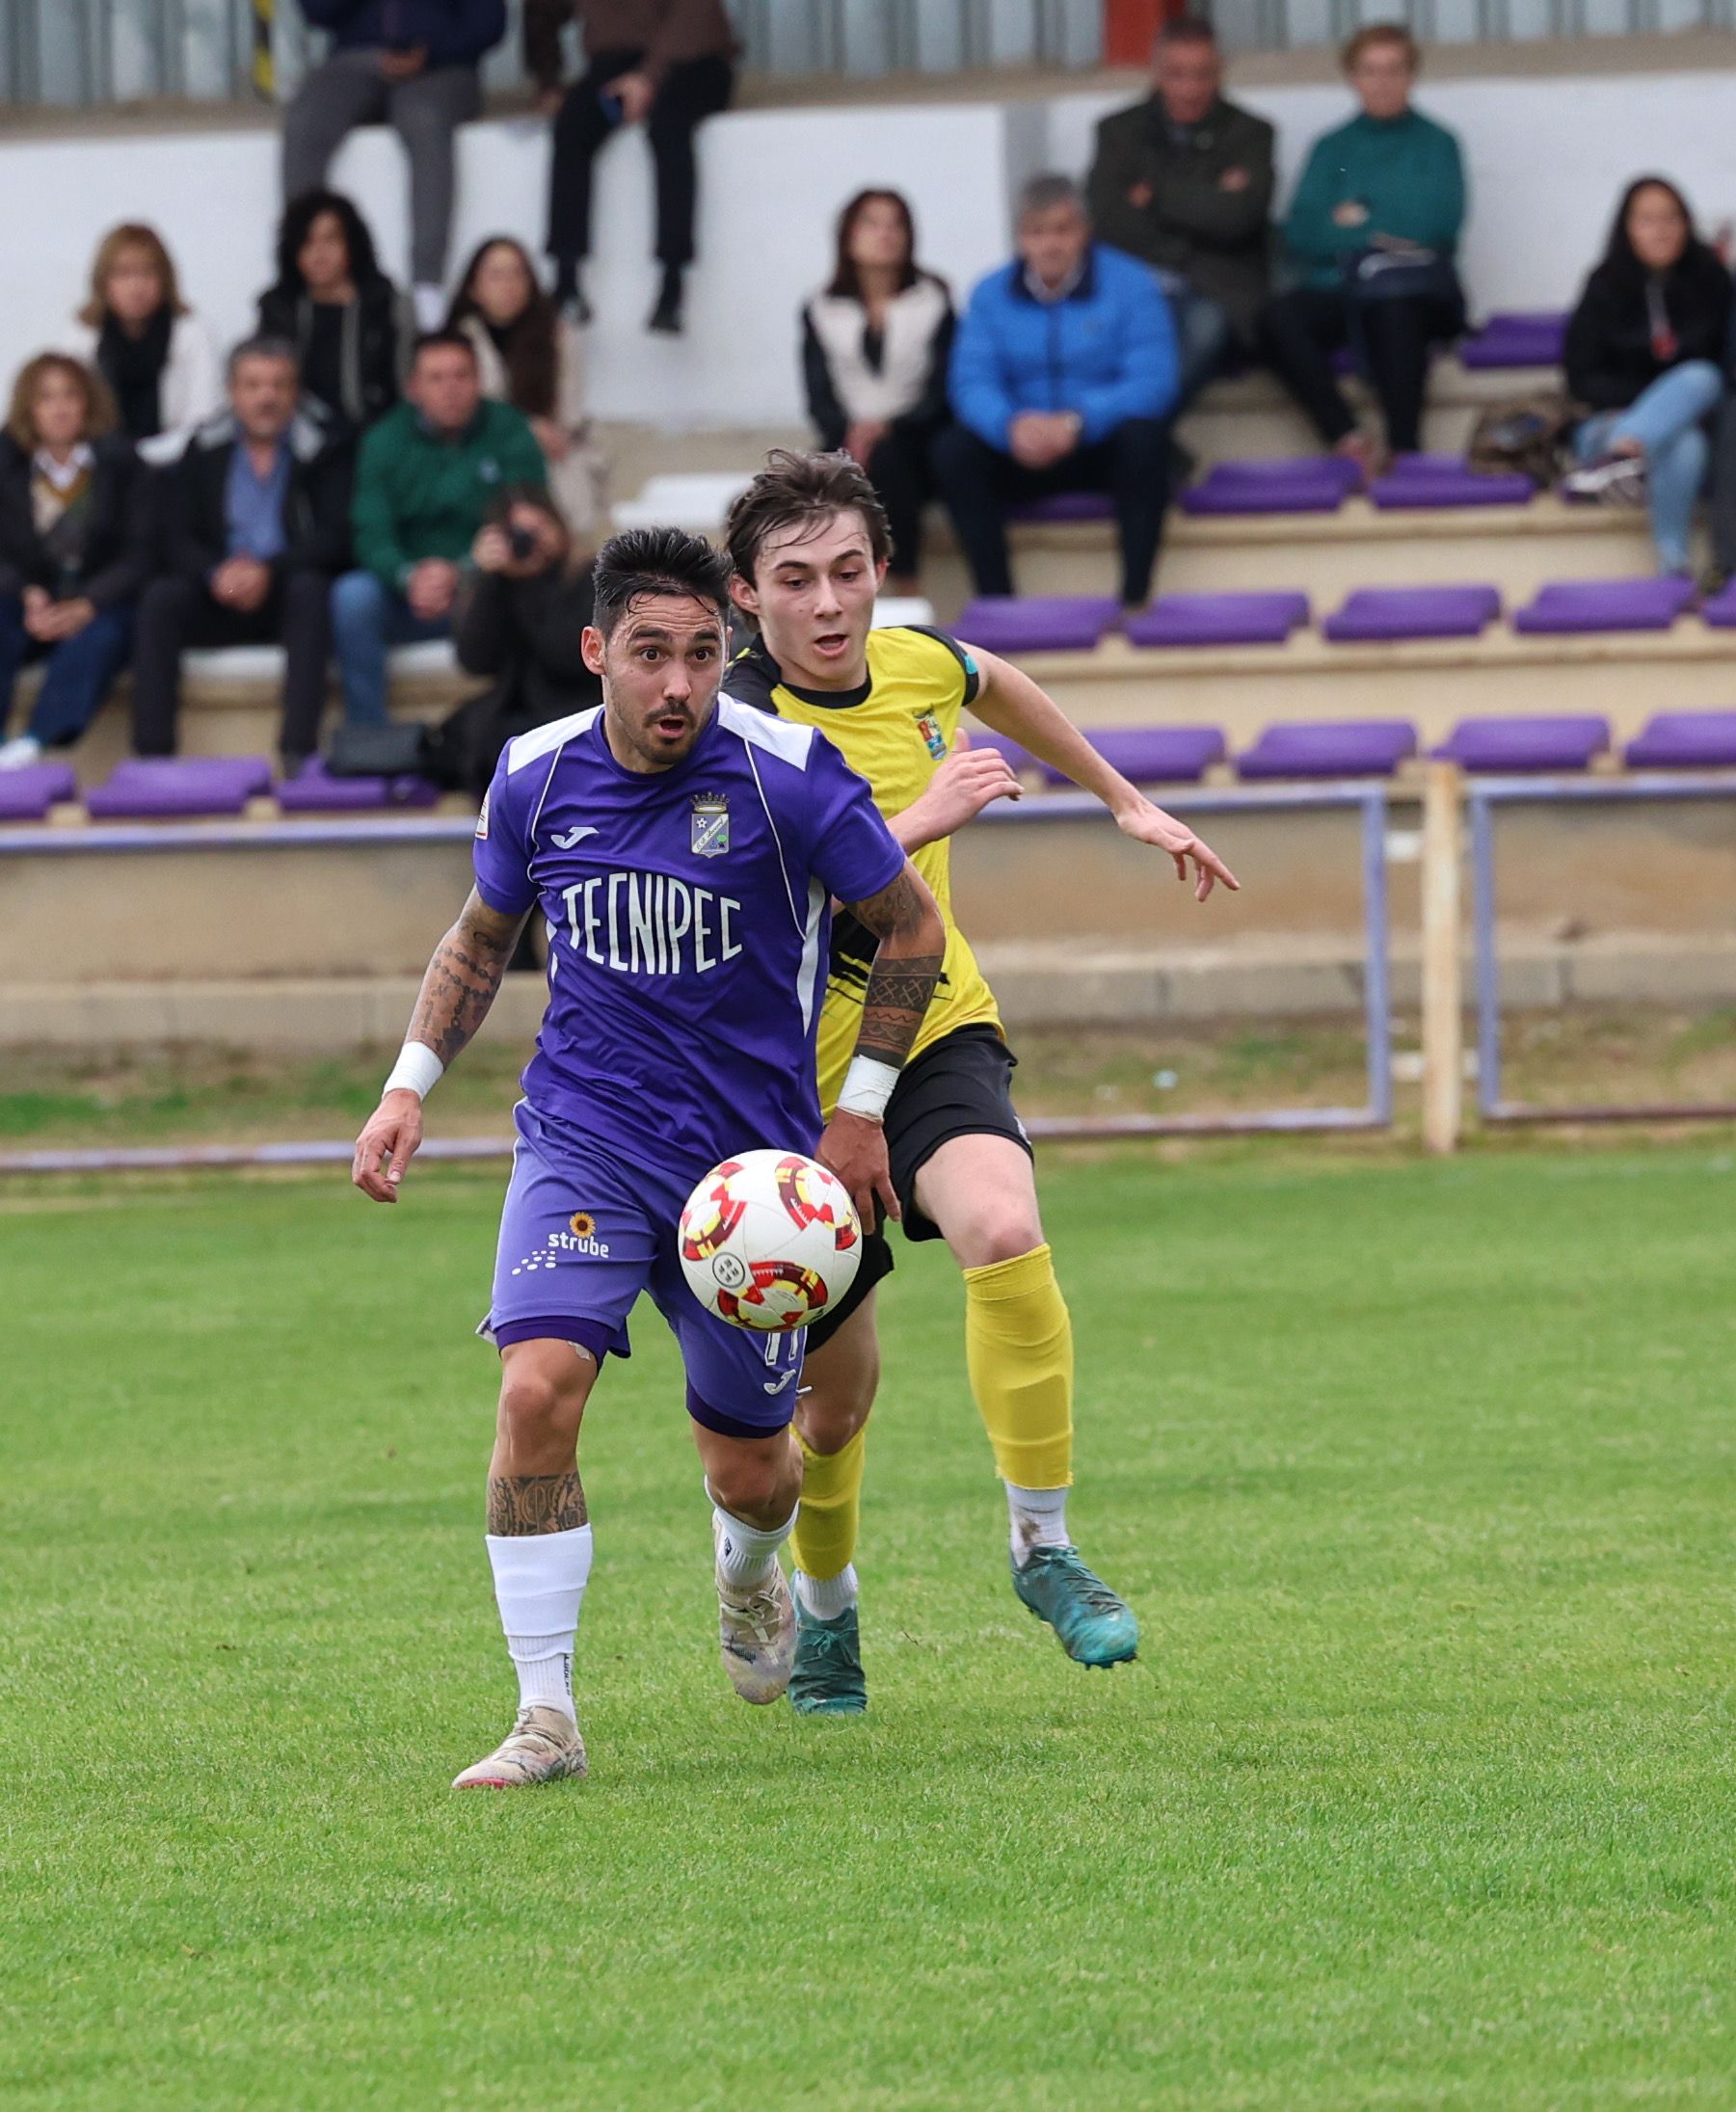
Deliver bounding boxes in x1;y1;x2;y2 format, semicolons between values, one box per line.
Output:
604;694;711;772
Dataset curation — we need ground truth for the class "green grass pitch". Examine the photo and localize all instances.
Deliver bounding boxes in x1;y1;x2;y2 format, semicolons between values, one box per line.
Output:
4;1145;1734;2109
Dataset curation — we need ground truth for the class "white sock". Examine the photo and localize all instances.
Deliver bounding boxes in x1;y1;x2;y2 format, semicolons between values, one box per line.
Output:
794;1564;859;1619
1006;1484;1070;1567
486;1524;594;1723
711;1498;796;1591
413;281;446;331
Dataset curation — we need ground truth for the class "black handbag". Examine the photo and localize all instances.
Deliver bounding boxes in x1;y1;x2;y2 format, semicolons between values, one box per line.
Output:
1343;245;1461;309
326;722;432;778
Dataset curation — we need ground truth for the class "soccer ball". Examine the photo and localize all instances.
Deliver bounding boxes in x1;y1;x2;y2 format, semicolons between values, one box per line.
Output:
678;1149;862;1332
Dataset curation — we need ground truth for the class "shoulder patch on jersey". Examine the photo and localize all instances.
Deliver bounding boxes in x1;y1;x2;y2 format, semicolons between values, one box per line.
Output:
723;647;780;715
900;624;980;708
504;706;602;775
719;696;816;768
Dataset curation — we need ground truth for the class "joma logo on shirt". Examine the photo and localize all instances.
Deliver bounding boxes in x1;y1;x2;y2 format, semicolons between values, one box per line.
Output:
561;871;744;976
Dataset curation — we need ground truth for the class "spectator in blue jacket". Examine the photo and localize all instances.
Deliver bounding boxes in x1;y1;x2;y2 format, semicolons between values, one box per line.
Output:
931;174;1180;608
283;1;508;330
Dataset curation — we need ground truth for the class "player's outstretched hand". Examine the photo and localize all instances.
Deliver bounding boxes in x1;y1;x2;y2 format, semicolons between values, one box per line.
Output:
815;1110;900;1229
1115;797;1241;901
352;1089;425;1204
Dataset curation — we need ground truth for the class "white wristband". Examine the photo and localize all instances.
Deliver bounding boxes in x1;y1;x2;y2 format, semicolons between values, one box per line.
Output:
836;1055;900;1122
383;1042;445;1101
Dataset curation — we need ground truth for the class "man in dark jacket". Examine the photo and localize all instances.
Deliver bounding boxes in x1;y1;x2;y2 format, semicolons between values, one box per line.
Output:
441;486;600;794
282;0;507;327
130;338;351;771
528;0;737;334
1086;15;1273;408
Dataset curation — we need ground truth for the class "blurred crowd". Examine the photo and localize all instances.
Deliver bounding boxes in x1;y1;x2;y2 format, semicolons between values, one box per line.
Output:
6;3;1736;777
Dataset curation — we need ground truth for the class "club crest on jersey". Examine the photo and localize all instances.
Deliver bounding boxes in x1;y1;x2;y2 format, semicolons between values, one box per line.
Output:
915;710;948;762
690;792;730;858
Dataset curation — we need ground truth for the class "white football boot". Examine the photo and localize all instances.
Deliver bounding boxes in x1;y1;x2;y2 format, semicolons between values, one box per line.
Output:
712;1514;798;1704
451;1704;587;1789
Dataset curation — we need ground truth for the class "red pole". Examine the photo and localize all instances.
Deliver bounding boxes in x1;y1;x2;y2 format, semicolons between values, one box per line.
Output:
1103;0;1170;67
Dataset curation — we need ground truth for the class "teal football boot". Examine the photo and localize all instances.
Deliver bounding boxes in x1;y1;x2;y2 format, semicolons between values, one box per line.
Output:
1010;1546;1138;1667
788;1599;868;1715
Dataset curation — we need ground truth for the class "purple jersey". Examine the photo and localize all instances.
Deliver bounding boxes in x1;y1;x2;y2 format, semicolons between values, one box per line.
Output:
473;699;906;1182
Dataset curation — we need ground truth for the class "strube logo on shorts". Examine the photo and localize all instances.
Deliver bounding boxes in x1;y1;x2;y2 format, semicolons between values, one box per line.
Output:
560;870;744;976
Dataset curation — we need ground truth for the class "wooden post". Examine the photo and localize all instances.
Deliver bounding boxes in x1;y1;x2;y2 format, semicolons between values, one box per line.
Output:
1420;762;1463;1155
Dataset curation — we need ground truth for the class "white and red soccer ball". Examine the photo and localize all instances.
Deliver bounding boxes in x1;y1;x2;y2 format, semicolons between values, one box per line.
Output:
679;1149;862;1332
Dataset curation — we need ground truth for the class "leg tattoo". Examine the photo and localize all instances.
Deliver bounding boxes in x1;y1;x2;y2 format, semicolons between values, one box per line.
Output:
487;1471;588;1536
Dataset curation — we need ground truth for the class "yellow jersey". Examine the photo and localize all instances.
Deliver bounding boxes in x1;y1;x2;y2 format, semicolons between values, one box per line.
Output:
726;626;1002;1115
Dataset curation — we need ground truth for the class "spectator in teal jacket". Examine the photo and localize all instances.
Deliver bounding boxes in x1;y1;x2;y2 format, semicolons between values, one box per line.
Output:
1260;23;1467;471
333;331;545;727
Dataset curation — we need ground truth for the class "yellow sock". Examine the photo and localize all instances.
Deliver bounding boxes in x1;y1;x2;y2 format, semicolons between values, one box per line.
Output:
962;1243;1075;1490
789;1426;866;1581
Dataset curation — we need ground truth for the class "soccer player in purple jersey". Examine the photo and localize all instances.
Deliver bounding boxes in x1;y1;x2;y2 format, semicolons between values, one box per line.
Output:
351;527;945;1789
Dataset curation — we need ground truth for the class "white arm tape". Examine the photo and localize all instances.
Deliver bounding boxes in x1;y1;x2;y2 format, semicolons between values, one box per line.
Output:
835;1055;900;1122
384;1042;445;1101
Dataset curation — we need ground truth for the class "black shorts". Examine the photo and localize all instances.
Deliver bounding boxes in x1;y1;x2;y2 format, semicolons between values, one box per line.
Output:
806;1024;1032;1354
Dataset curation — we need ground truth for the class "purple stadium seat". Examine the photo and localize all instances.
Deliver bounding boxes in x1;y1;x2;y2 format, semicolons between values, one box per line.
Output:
83;756;273;817
275;758;441;812
1237;720;1418;780
1512;576;1696;634
1624;712;1736;768
0;761;77;820
1322;584;1501;643
1432;714;1610;772
1370;464;1535;508
1007;492;1115;524
954;597;1120;654
1457;310;1568;369
1696;578;1736;628
1179;458;1360;517
1036;725;1225;787
1125;591;1310;648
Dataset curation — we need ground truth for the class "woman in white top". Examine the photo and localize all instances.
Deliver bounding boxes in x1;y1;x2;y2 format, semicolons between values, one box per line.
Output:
65;224;222;467
445;236;606;537
802;189;954;590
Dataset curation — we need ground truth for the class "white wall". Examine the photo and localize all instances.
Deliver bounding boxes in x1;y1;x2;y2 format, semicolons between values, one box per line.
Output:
4;64;1736;434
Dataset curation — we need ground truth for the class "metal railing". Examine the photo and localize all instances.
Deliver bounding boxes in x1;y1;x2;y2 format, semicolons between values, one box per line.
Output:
1210;0;1736;51
0;0;1104;113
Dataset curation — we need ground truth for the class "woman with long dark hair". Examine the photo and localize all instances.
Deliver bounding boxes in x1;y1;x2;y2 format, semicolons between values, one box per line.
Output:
65;224;222;464
445;236;604;534
255;189;414;436
1562;175;1731;575
801;190;952;591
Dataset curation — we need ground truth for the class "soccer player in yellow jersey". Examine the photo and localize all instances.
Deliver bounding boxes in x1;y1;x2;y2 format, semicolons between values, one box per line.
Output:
721;451;1239;1713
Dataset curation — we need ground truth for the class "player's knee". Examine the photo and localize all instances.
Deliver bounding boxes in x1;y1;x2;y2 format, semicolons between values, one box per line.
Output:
799;1375;873;1453
960;1209;1045;1270
495;1350;590;1446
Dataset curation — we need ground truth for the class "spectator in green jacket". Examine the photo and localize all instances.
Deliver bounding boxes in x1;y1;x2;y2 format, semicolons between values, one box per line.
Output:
333;331;545;726
1259;23;1467;472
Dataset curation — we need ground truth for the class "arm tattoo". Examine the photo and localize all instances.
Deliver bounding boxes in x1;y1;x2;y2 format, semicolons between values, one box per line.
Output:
406;889;524;1069
847;866;946;1070
486;1470;587;1536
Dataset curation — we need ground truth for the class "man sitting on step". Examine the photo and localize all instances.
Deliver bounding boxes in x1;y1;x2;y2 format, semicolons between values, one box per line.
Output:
931;174;1180;614
131;337;351;778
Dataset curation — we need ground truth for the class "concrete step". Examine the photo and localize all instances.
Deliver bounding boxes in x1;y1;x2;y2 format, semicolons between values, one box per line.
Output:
922;495;1656;619
1015;625;1736;749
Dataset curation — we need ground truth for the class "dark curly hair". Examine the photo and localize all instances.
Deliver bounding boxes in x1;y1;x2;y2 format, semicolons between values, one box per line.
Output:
591;526;733;637
266;188;389;302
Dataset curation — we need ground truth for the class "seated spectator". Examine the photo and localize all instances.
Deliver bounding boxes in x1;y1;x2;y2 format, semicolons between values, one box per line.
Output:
131;338;352;776
333;331;545;728
282;0;508;329
1561;177;1729;579
802;190;953;592
0;355;149;770
1258;24;1465;472
1086;15;1274;410
446;236;605;535
439;485;601;794
931;174;1179;611
256;189;414;438
65;224;222;466
528;0;738;334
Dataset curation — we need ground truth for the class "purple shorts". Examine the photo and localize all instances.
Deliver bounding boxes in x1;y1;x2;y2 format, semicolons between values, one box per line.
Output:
479;1105;804;1438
